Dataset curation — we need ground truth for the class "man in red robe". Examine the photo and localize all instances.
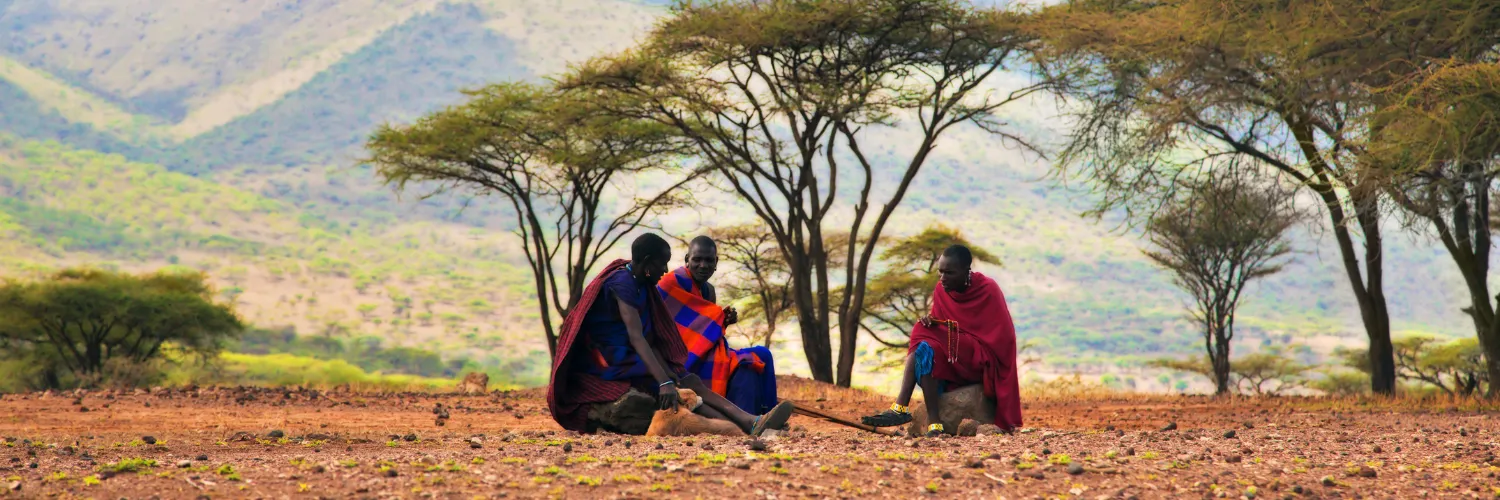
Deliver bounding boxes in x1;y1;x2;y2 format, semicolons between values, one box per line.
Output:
861;244;1022;436
546;233;793;436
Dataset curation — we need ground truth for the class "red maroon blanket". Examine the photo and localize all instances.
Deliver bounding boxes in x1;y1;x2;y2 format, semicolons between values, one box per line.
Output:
907;272;1022;430
546;259;688;432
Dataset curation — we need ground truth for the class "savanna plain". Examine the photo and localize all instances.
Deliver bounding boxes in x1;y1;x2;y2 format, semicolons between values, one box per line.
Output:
3;378;1498;499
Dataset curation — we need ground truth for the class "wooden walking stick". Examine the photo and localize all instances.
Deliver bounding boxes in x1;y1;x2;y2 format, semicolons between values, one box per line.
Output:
792;406;896;436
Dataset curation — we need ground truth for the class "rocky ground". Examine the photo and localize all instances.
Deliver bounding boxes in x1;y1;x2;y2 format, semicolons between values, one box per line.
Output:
2;380;1500;499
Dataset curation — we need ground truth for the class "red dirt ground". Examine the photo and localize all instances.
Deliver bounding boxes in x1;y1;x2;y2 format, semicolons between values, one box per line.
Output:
3;379;1500;499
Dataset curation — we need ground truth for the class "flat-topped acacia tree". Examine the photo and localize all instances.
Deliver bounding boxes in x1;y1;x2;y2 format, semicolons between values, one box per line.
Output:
1029;0;1497;394
561;0;1054;385
365;83;696;358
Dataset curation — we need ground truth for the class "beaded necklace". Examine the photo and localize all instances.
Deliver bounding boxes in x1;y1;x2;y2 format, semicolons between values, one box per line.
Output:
933;319;961;364
930;270;970;364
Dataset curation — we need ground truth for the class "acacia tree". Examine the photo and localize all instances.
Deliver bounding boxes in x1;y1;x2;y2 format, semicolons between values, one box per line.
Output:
366;83;694;358
1031;0;1493;393
1377;60;1500;396
563;0;1053;385
860;225;999;349
0;268;243;387
1141;172;1297;395
706;224;797;348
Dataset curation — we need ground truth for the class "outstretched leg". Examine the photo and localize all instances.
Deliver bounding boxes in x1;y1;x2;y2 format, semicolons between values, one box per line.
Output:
677;373;794;436
676;374;754;431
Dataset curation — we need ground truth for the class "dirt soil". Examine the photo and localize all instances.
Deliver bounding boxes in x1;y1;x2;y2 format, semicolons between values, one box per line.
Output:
2;381;1499;499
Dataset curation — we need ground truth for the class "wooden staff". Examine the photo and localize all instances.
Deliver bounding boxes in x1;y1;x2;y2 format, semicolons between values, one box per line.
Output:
792;406;896;436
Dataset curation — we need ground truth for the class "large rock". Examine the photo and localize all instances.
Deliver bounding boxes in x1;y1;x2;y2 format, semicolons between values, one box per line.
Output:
586;389;656;435
907;384;995;436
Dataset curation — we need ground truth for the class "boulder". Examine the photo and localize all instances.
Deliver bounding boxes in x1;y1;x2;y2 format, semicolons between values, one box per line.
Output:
586;388;656;435
907;384;995;436
459;372;489;395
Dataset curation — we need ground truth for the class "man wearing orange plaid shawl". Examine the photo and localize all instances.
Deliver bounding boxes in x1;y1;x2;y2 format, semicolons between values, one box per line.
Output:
657;236;780;414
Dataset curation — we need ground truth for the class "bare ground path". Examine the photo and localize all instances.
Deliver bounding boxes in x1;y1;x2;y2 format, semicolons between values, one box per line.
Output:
2;379;1499;498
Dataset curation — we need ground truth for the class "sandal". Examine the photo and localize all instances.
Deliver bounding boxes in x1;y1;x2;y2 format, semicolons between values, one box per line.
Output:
861;409;913;428
751;401;795;436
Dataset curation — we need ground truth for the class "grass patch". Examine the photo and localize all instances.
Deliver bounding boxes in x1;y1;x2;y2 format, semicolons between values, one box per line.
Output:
102;458;158;473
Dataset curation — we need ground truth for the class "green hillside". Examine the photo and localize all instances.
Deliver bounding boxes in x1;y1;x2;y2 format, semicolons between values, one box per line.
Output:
0;0;1480;390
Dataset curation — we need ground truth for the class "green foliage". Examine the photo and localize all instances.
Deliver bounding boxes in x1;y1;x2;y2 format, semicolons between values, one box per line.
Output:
179;352;455;391
0;267;243;389
1337;334;1488;395
1149;346;1309;395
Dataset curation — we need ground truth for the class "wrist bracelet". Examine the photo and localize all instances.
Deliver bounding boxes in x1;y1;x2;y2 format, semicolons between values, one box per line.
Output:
658;380;675;387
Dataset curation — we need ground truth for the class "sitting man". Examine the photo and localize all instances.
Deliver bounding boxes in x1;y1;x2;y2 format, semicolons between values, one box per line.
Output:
861;244;1022;436
547;233;794;436
657;236;779;415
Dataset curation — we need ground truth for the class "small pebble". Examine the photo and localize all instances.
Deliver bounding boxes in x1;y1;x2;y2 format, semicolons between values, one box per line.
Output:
267;430;285;439
1067;463;1084;475
143;436;157;445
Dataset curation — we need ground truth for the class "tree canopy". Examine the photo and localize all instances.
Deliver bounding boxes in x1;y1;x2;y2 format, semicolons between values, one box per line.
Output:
0;268;243;388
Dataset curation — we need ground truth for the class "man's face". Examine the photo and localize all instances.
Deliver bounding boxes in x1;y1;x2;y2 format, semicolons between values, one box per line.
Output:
686;243;718;283
637;254;671;285
936;255;967;291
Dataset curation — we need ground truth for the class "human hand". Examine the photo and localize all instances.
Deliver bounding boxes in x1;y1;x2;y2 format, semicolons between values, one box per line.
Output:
657;383;680;411
919;315;934;327
724;306;739;326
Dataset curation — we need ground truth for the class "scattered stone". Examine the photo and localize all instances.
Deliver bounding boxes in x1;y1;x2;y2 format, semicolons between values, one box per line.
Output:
1161;422;1178;432
403;433;417;442
1244;421;1255;429
976;424;1003;436
1024;471;1045;480
228;431;255;442
957;419;980;437
1222;430;1236;439
729;459;750;470
383;468;399;478
176;460;191;468
655;443;665;450
468;438;483;449
1319;476;1336;487
1067;463;1085;475
1355;466;1376;478
267;430;285;439
1460;427;1469;437
142;436;157;445
940;472;953;480
907;385;995;437
1292;485;1304;495
1225;455;1243;463
562;443;573;453
1126;447;1135;456
312;465;326;473
748;439;768;452
1370;445;1383;454
418;455;438;466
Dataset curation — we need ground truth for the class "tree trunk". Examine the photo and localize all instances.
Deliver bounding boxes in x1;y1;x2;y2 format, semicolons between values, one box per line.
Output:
1210;325;1231;396
788;248;834;383
1323;193;1396;394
